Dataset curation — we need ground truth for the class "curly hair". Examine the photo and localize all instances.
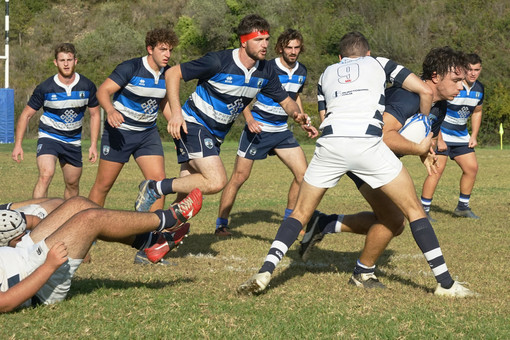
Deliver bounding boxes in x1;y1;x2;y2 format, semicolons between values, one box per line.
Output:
275;29;304;54
422;46;468;80
54;43;77;59
237;14;270;39
339;31;369;57
145;28;179;49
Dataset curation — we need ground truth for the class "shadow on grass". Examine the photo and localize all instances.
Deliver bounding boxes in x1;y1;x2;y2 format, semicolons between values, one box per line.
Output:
266;248;431;294
67;276;195;300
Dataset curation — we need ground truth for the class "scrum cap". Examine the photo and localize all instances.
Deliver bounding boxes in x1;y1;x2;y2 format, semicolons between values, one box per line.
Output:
0;210;27;246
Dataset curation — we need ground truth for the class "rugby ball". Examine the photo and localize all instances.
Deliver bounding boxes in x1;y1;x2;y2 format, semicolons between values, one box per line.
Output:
398;113;431;143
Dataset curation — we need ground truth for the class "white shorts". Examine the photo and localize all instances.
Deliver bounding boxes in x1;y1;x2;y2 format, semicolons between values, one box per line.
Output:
15;204;49;219
19;235;82;305
304;136;402;189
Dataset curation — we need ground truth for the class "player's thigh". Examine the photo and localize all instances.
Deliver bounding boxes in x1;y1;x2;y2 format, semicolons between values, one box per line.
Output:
292;181;328;225
379;167;424;221
188;155;228;183
274;146;308;178
60;163;82;184
36;154;58;176
135;155;166;180
92;159;125;187
358;183;404;231
454;151;478;174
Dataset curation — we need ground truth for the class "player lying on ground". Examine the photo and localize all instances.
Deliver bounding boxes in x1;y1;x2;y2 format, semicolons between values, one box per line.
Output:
0;189;202;312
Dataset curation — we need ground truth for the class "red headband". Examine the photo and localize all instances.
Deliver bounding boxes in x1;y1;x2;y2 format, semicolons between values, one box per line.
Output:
240;30;269;44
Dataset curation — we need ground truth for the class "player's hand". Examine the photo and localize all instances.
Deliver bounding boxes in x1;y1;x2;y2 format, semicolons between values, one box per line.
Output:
46;242;68;269
417;132;433;155
246;118;263;134
88;146;98;163
11;145;24;163
421;151;438;175
437;139;447;152
167;111;187;140
468;137;478;148
106;110;125;128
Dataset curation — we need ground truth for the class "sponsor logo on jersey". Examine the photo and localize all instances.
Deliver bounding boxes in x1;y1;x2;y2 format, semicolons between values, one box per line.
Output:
51;94;58;101
298;76;304;84
102;145;110;156
225;76;233;84
139;79;146;86
79;91;85;99
36;246;42;255
204;138;214;149
257;79;263;88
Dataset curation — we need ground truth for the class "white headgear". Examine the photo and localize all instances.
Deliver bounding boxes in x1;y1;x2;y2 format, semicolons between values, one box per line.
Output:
0;210;27;247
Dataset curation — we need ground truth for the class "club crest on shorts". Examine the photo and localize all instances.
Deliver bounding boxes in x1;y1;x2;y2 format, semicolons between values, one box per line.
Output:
204;138;214;149
249;147;257;156
37;144;42;153
102;145;110;156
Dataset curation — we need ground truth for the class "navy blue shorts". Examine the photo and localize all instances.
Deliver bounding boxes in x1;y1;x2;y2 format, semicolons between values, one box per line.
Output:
173;123;221;163
237;127;299;160
100;126;164;163
37;138;82;167
436;144;474;160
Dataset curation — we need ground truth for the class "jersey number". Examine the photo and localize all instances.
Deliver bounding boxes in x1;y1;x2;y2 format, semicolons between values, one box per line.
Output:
337;64;359;84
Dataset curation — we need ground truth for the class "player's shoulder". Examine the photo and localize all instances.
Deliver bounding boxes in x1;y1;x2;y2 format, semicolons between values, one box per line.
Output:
473;79;485;92
75;73;96;87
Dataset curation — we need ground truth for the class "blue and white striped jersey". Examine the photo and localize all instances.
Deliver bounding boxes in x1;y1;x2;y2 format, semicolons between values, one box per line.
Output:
385;86;447;137
250;58;307;132
109;56;169;131
441;80;484;145
317;56;411;137
180;49;289;141
28;73;98;146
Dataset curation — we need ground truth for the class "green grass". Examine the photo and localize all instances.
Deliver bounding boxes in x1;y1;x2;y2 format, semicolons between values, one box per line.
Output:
1;140;509;339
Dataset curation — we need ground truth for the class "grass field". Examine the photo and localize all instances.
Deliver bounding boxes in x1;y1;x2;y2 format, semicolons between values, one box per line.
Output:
1;140;509;339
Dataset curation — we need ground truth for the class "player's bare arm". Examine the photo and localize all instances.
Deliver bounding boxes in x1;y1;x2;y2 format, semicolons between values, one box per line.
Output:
97;78;124;128
165;65;187;139
401;73;433;115
469;105;482;148
242;105;263;134
279;96;318;138
0;242;67;313
12;106;38;163
382;113;432;156
88;105;101;163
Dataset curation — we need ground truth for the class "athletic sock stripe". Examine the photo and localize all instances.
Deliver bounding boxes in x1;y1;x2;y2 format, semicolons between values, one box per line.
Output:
271;240;288;253
431;263;448;276
265;254;280;266
335;215;344;233
423;248;443;261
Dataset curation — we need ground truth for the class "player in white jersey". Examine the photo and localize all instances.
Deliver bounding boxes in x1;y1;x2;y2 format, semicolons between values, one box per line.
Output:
214;29;312;236
0;190;203;313
296;46;477;297
237;31;451;296
421;53;484;220
12;43;100;199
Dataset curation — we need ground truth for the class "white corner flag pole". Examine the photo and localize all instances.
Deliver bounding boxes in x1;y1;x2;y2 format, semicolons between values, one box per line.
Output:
0;0;9;88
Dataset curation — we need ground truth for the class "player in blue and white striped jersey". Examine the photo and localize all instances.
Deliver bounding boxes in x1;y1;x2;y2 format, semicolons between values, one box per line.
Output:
214;29;313;236
12;43;100;199
422;53;484;220
88;28;178;210
136;15;316;213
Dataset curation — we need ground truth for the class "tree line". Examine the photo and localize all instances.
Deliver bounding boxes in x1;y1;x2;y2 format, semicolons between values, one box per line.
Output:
3;0;509;144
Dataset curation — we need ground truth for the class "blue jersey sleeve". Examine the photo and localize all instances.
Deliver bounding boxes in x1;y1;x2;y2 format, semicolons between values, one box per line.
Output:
181;52;223;82
259;63;288;104
27;82;48;111
108;59;137;87
384;86;420;125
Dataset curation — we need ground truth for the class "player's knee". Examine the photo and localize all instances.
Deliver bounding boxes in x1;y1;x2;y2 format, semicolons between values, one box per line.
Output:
393;221;406;236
